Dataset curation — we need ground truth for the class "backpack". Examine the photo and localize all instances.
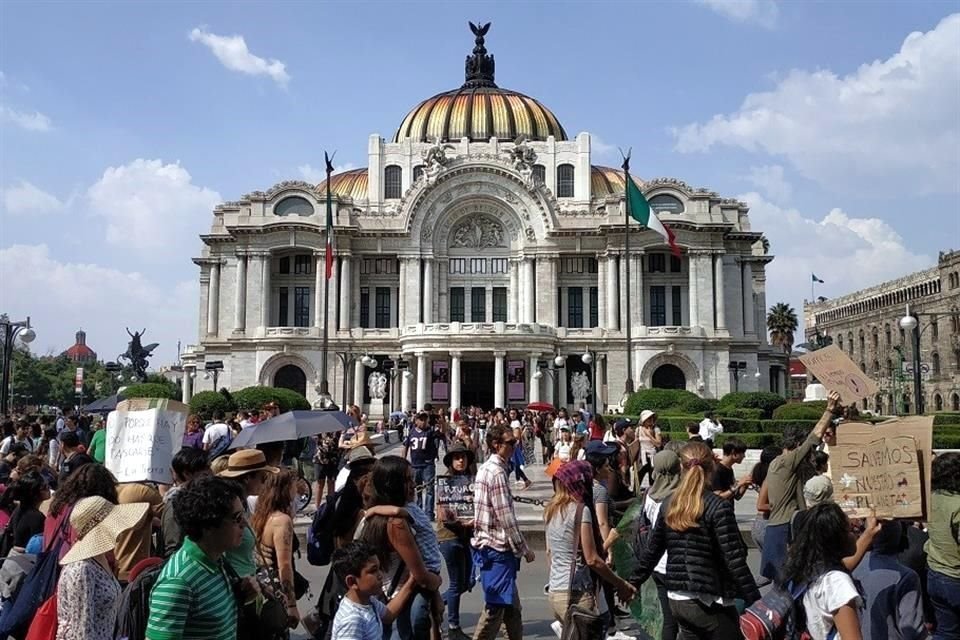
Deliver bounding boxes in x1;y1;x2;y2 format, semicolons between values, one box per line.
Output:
631;489;654;560
307;490;340;566
739;580;836;640
114;560;165;640
206;432;232;460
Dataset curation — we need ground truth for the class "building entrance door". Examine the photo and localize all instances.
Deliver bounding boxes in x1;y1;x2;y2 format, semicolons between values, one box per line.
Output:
461;361;494;409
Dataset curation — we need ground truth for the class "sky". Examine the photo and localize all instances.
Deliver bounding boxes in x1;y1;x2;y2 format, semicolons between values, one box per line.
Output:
1;0;958;366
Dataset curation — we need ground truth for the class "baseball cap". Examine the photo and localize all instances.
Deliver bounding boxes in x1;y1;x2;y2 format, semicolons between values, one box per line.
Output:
614;418;634;431
585;440;618;457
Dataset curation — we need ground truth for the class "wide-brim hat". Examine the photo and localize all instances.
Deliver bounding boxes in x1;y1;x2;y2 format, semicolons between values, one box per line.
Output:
639;410;657;425
61;496;150;565
218;449;280;478
346;446;374;465
443;442;476;468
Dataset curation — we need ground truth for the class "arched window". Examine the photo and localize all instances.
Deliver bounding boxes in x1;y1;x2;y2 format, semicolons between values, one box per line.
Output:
932;352;941;375
953;393;960;411
847;332;854;355
413;165;424;182
872;360;880;375
875;394;883;412
556;164;575;198
903;393;911;414
384;165;402;199
649;194;685;214
859;330;865;355
532;164;546;184
934;394;943;411
886;358;893;376
872;328;879;350
884;323;891;347
838;335;844;351
274;196;314;217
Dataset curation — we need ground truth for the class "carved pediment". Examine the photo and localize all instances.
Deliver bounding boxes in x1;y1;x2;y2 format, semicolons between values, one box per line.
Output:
449;215;507;248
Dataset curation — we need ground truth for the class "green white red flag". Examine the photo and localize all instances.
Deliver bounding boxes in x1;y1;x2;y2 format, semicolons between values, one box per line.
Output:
625;174;681;258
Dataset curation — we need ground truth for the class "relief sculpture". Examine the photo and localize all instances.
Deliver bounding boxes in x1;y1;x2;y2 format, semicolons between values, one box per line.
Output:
450;216;506;248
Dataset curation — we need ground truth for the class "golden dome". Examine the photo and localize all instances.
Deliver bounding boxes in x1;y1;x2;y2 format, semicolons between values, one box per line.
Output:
393;23;567;143
591;166;628;197
317;167;368;200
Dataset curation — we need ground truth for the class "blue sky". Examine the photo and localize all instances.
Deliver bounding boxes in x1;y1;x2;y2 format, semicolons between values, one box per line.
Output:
2;0;958;365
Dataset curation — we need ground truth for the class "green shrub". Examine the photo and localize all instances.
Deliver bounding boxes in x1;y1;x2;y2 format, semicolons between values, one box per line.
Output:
122;382;178;400
624;389;713;416
717;392;786;418
719;408;764;420
772;401;828;420
189;390;236;420
933;434;960;449
934;413;960;426
646;431;959;450
232;386;311;413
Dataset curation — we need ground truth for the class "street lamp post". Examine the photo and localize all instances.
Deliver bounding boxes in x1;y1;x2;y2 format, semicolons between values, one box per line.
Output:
899;305;923;415
532;354;566;407
581;349;597;413
0;314;36;416
204;360;224;392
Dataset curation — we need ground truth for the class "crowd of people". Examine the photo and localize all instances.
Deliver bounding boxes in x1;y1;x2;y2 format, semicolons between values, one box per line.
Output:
0;390;955;640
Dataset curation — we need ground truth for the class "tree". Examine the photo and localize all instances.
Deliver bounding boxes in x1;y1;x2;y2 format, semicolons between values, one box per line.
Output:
767;302;799;355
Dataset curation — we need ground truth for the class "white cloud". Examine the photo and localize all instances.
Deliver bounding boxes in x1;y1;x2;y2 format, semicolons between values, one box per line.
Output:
696;0;779;29
590;136;622;166
297;162;357;183
0;105;52;131
189;27;290;87
741;191;932;329
746;165;792;202
674;14;960;194
0;244;198;366
2;180;64;215
87;159;221;256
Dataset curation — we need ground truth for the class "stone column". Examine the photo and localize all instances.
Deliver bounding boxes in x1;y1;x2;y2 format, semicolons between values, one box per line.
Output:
558;359;568;407
607;254;619;330
551;257;560;326
233;254;247;333
328;256;339;333
508;260;519;322
742;260;755;336
422;258;434;323
313;253;324;329
688;254;700;328
260;256;271;329
398;258;407;329
493;351;505;409
182;370;194;403
400;368;412;412
619;253;628;330
450;352;462;414
598;256;607;329
207;260;221;336
630;254;643;328
523;258;536;323
339;255;352;331
715;254;726;331
438;260;449;323
353;359;364;407
485;285;493;323
536;257;556;326
528;353;541;403
416;352;429;410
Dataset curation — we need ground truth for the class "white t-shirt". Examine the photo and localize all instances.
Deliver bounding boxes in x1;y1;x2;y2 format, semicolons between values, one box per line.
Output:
698;418;724;442
0;436;33;454
47;439;61;469
803;570;862;640
201;422;231;447
331;595;387;640
555;442;572;462
642;495;668;575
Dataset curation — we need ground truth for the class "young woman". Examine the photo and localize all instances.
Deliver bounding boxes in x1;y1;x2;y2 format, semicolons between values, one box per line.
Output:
632;442;760;639
511;426;532;490
749;445;782;550
925;452;960;639
0;470;49;550
218;449;279;578
779;502;863;640
636;410;663;488
436;442;476;640
181;414;205;450
252;469;302;637
555;428;573;462
44;463;118;558
640;451;682;640
544;460;635;623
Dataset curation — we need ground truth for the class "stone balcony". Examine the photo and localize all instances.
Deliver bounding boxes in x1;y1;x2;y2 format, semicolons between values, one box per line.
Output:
398;322;558;351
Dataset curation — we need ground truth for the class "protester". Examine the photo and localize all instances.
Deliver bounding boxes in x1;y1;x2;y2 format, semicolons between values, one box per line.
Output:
925;452;960;639
57;495;149;640
631;441;760;638
555;427;573;462
114;481;163;582
314;431;341;502
86;417;106;463
0;421;35;454
779;502;864;640
588;412;606;441
218;449;278;578
403;412;445;520
0;470;49;549
583;440;618;549
202;411;233;458
569;432;587;462
711;438;750;502
40;427;59;469
759;390;841;580
147;475;257;640
56;431;93;484
510;425;532;490
471;424;535;640
637;410;662;487
437;442;476;640
162;447;210;556
802;475;834;507
252;469;302;636
182;414;205;450
685;423;702;442
639;450;682;640
697;411;723;447
748;445;781;550
44;463;119;558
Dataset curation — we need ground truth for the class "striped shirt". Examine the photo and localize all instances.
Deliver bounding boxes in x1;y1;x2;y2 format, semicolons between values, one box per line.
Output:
471;453;528;557
146;537;237;640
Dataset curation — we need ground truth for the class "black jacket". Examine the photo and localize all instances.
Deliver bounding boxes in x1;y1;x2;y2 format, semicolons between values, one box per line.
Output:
632;491;761;604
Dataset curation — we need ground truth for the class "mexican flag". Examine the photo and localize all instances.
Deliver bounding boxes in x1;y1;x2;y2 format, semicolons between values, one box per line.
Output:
626;173;681;258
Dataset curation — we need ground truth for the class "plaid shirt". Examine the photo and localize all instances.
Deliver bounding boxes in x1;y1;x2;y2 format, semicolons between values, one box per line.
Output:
471;453;528;557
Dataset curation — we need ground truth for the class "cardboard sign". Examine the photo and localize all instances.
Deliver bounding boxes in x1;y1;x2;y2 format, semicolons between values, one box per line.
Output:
831;434;922;518
105;398;188;484
799;345;879;404
436;474;475;522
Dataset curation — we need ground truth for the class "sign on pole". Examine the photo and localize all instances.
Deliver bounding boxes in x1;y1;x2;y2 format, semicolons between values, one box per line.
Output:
74;367;84;394
799;345;879;404
106;398;188;485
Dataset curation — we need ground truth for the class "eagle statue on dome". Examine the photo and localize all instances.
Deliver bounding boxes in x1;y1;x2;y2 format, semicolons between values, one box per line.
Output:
422;136;454;184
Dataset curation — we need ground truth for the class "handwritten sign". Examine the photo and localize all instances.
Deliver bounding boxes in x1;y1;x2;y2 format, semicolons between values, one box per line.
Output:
831;433;922;518
105;398;188;484
799;345;878;404
436;475;475;522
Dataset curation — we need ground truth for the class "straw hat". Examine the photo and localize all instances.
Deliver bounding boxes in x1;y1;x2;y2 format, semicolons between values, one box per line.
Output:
218;449;280;478
60;496;150;565
639;410;657;426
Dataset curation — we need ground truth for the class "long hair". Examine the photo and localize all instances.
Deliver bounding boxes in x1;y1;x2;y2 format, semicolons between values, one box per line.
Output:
0;470;46;512
664;441;715;532
750;445;782;488
357;455;412;567
544;479;578;525
778;502;853;588
251;469;296;541
49;464;118;517
933;452;960;494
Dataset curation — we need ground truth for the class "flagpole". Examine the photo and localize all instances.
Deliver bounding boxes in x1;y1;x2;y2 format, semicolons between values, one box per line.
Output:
622;152;634;396
319;152;334;401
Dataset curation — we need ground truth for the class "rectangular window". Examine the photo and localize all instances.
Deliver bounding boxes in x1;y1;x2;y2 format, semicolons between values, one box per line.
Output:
359;288;370;328
568;287;583;328
491;258;508;274
448;259;466;274
671;286;682;326
932;321;939;339
650;286;666;326
294;255;312;274
670;255;682;273
557;288;563;327
471;287;486;322
560;257;597;274
493;287;507;322
294;287;310;327
279;257;290;275
589;286;599;327
649;254;666;273
450;287;465;322
470;258;487;274
278;287;289;326
375;287;391;328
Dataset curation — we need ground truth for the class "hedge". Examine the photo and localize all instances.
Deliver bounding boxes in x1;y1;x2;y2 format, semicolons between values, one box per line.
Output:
717;392;786;419
657;432;960;450
719;408;764;420
772;402;828;420
231;386;311;413
934;413;960;426
189;390;236;420
122;382;178;400
623;389;715;416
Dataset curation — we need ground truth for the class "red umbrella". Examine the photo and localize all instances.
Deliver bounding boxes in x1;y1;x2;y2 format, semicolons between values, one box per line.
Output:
527;401;555;413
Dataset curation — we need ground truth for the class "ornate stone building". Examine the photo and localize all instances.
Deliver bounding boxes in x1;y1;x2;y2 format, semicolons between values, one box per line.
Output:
804;249;960;414
181;25;785;414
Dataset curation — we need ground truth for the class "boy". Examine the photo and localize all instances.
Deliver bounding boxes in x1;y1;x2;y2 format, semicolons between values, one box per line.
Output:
712;438;751;501
331;541;418;640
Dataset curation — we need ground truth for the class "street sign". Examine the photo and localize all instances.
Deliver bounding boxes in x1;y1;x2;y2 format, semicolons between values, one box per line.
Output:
902;362;931;379
74;367;84;394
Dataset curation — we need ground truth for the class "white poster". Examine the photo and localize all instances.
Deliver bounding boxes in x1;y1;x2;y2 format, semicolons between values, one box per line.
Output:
106;402;187;484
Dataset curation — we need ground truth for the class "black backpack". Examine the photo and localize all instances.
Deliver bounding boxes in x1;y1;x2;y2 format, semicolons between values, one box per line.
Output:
114;561;165;640
307;489;341;566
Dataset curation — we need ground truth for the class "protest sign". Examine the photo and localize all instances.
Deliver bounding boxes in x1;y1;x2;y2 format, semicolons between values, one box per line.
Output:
106;398;188;485
834;416;933;519
436;475;474;522
799;345;879;404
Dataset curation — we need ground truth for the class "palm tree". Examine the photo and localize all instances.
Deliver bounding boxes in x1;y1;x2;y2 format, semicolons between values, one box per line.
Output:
767;302;799;355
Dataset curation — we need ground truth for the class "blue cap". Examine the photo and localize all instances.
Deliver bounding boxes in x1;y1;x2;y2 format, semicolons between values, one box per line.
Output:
584;440;618;457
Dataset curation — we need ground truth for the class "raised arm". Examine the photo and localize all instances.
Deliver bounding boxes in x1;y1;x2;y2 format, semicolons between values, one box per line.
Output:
387;518;442;592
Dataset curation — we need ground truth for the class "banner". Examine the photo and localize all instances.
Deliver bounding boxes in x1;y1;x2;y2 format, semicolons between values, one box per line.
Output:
431;361;449;402
799;345;878;404
106;398;188;484
507;360;526;402
436;475;474;522
74;368;84;394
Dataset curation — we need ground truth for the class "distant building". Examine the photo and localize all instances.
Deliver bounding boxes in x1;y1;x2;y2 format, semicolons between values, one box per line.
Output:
804;250;960;414
788;355;807;402
63;330;97;364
